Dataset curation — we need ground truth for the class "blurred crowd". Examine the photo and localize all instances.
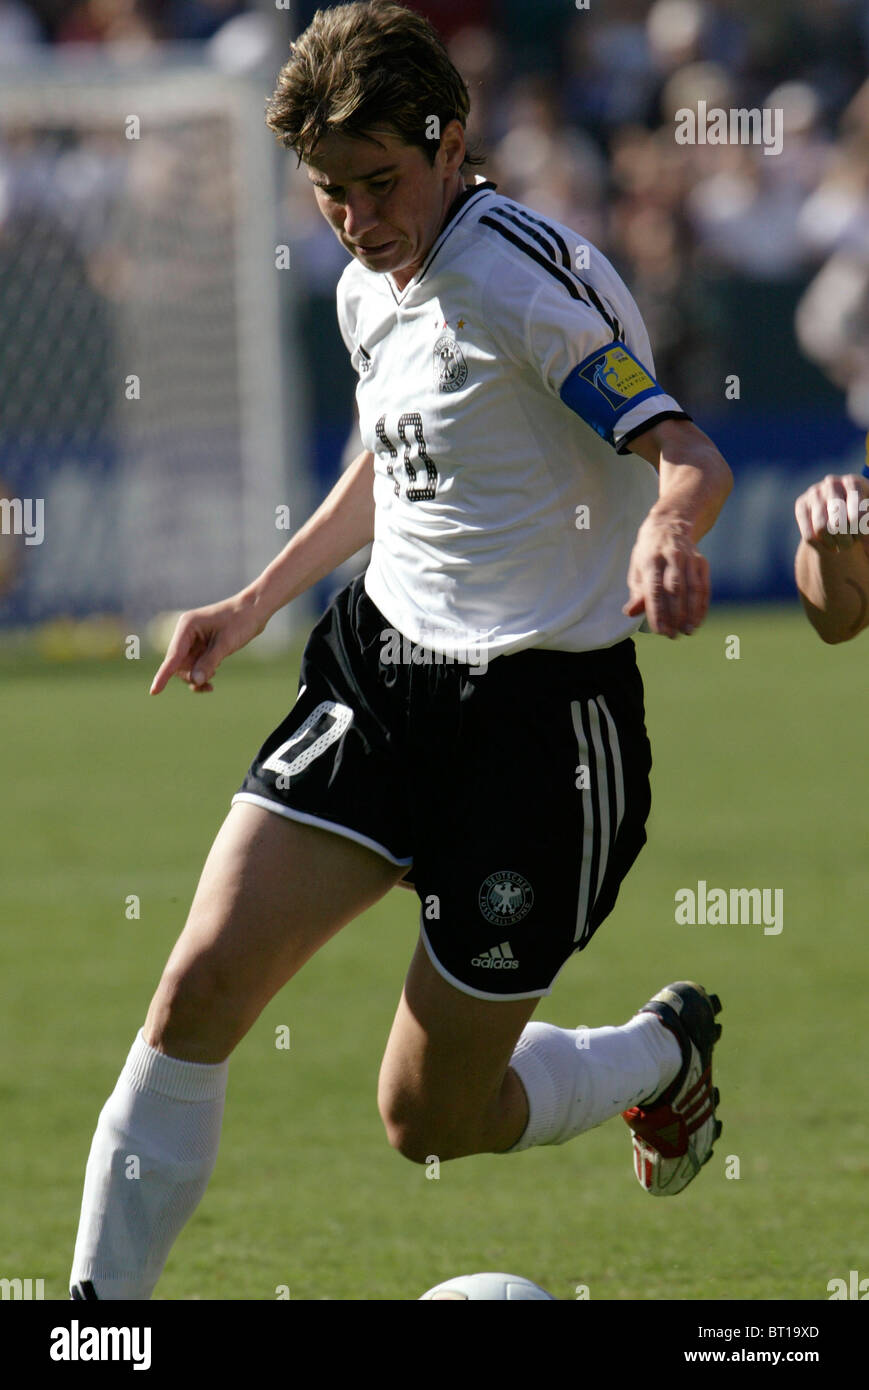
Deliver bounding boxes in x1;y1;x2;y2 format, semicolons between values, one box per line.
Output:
0;0;250;46
2;0;869;423
282;0;869;423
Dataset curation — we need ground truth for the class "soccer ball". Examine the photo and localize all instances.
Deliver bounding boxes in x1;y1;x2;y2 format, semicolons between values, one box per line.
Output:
418;1272;555;1300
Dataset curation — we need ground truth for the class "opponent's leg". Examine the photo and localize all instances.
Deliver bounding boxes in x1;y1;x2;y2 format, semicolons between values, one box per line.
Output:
71;802;404;1300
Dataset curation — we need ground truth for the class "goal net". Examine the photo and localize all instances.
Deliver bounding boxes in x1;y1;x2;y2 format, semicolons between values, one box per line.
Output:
0;56;310;646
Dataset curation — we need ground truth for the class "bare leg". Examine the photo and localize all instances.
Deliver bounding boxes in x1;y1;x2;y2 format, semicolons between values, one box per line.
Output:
145;801;406;1061
378;936;538;1161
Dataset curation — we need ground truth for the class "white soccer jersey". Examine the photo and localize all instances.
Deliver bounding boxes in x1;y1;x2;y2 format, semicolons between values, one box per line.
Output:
336;176;689;659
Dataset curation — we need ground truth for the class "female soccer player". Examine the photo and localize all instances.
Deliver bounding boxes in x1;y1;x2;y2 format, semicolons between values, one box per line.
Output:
71;1;732;1300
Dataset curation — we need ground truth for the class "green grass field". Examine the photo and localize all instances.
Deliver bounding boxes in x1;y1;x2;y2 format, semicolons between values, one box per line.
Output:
2;605;867;1301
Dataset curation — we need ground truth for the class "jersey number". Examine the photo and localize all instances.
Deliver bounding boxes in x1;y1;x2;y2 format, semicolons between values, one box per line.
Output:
375;413;438;502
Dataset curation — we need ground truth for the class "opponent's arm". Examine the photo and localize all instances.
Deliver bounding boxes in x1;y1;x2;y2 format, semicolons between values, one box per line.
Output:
794;473;869;644
150;448;376;693
623;418;733;638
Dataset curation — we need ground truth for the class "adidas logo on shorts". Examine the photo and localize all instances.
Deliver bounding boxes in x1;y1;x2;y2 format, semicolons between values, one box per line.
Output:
471;942;519;970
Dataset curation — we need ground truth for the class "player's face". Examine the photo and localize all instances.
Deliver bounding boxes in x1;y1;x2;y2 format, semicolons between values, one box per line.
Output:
306;124;466;290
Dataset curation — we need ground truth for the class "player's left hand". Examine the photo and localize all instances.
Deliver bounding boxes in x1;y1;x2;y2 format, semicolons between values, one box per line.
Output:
622;514;709;638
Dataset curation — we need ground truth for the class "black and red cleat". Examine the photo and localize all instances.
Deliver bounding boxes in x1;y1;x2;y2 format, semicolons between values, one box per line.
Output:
623;982;723;1196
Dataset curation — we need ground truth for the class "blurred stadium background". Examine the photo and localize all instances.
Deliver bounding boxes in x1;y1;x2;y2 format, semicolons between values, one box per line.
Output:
3;1;869;1306
2;0;869;638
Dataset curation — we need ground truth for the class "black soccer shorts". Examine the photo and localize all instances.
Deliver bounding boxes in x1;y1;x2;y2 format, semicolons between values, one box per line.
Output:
233;574;652;1000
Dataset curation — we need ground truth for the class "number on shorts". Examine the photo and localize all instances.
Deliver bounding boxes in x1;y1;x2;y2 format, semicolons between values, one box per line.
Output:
263;701;354;781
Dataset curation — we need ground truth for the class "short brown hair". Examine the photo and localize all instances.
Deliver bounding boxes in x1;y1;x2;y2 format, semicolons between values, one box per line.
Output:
265;0;484;169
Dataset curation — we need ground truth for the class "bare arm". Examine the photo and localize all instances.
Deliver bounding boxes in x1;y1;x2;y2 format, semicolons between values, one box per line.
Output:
150;449;375;693
623;418;733;638
794;473;869;644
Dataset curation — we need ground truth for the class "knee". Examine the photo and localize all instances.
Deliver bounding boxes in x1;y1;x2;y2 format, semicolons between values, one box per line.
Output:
383;1120;446;1165
377;1087;465;1165
144;959;238;1063
382;1118;437;1165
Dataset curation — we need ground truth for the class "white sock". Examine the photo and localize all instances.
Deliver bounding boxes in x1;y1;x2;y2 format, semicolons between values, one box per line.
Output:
70;1029;228;1300
507;1013;681;1152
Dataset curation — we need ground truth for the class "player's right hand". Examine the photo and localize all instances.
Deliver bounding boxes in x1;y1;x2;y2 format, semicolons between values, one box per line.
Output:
794;473;869;552
149;592;269;694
